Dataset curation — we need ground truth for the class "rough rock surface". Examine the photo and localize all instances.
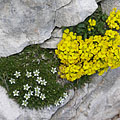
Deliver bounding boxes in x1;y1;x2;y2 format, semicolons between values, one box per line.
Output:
0;0;98;57
51;68;120;120
96;0;102;3
101;0;120;15
55;0;98;27
0;68;120;120
40;28;62;48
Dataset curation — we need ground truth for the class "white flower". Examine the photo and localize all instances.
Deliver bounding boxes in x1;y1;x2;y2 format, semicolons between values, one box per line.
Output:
51;67;57;74
35;91;40;97
26;71;32;78
13;90;19;96
33;70;40;76
22;100;28;107
9;78;15;84
63;92;68;99
14;71;21;78
28;90;34;96
54;101;60;106
23;84;31;91
40;79;47;86
34;86;40;97
59;97;64;104
24;93;30;100
34;86;40;91
40;93;46;100
36;77;42;84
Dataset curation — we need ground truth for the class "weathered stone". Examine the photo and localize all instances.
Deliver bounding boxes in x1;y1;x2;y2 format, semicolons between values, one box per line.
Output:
40;37;61;49
55;0;98;27
40;28;62;48
0;0;98;57
0;0;55;57
0;114;6;120
101;0;120;15
96;0;102;3
51;28;63;38
51;68;120;120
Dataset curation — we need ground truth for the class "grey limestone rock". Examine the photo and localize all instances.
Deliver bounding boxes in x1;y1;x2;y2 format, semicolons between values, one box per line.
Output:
55;0;98;27
40;28;62;48
101;0;120;15
0;0;98;57
96;0;102;3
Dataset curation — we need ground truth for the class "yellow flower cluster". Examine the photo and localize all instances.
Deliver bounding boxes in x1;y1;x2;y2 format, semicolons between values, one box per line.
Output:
106;8;120;30
88;19;96;31
55;29;120;82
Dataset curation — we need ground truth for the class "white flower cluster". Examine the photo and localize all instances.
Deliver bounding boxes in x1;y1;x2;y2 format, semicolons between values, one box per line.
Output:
36;77;47;86
9;67;65;108
34;86;40;97
9;71;21;84
54;92;68;107
10;70;48;107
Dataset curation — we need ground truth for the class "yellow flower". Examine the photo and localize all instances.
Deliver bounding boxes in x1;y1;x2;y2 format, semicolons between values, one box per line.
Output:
106;8;120;30
62;33;67;39
88;19;96;26
64;29;69;34
65;36;71;41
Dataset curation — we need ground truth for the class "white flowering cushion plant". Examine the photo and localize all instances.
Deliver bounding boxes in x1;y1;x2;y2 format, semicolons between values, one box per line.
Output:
9;69;68;108
0;45;70;109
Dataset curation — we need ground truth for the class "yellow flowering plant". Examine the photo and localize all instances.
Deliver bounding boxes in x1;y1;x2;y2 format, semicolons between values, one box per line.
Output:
56;8;120;82
106;8;120;30
88;19;96;31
